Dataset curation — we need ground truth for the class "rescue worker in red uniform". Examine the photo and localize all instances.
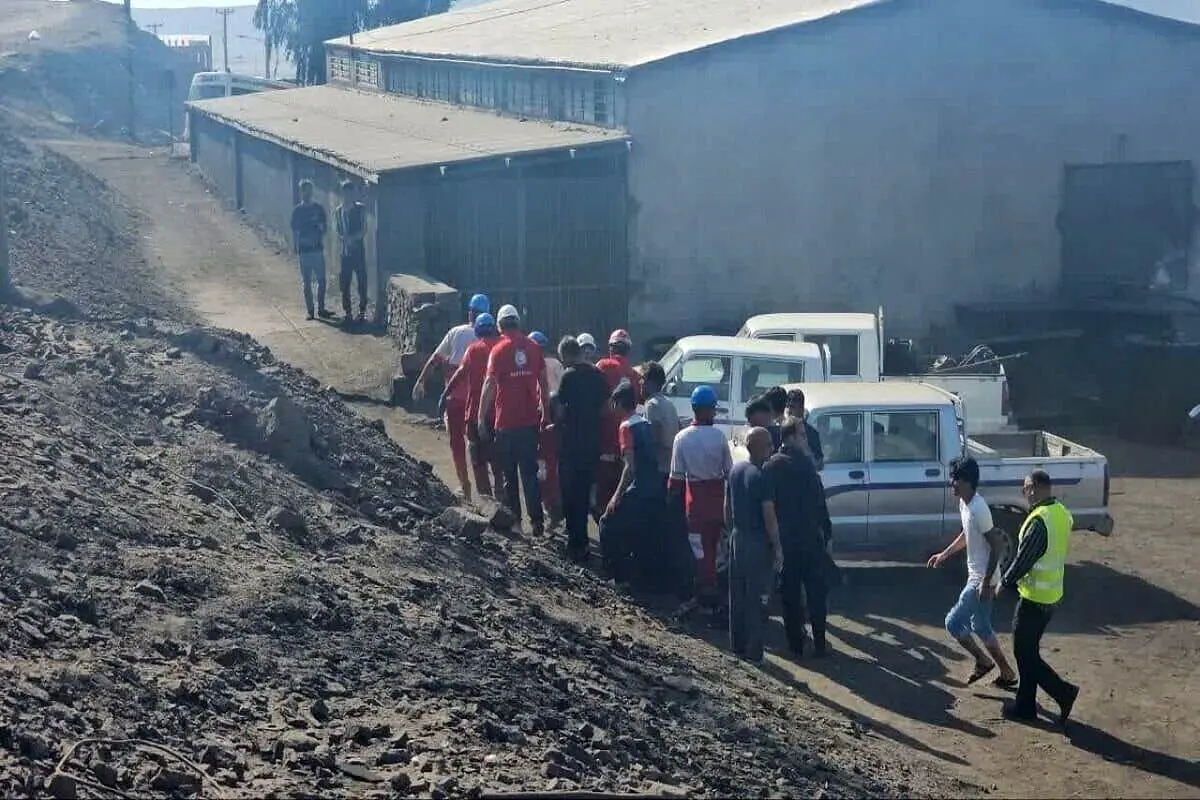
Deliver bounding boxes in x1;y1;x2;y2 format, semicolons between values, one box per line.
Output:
594;329;643;519
440;312;503;498
670;385;733;613
412;293;490;499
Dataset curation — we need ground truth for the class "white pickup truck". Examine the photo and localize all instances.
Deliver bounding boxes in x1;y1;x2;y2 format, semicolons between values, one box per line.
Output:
736;310;1013;434
732;382;1113;570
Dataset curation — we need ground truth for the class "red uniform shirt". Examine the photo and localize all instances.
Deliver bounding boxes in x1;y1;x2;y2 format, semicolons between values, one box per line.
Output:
486;331;545;431
446;336;500;425
596;355;642;455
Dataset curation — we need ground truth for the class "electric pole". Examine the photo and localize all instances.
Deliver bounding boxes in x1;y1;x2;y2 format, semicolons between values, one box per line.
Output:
145;22;164;36
216;8;235;72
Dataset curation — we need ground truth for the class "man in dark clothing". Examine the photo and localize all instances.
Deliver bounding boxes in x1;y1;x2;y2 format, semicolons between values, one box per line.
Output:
1000;469;1079;726
763;386;787;450
553;336;608;562
785;389;825;471
334;180;368;326
745;396;779;451
726;427;784;663
599;381;665;587
764;417;833;656
290;180;329;320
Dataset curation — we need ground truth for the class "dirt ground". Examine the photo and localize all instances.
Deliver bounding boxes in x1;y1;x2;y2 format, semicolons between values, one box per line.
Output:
0;126;1189;798
43;138;1200;799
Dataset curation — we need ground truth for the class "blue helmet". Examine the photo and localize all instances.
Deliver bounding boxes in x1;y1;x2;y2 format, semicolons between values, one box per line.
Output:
690;385;718;409
473;313;496;336
529;331;549;348
468;293;490;314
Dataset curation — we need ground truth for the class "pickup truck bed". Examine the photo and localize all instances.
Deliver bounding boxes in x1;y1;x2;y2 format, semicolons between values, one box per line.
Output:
968;431;1099;459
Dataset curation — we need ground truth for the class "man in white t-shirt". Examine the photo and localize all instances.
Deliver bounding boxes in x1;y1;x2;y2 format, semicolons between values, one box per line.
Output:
928;456;1018;688
412;293;490;499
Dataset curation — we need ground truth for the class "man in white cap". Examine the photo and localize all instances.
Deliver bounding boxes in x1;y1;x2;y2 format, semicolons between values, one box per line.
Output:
576;333;598;364
479;305;552;536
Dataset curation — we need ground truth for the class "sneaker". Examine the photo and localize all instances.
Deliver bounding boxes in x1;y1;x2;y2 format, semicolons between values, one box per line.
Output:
1001;701;1038;723
1058;684;1079;728
318;308;334;318
305;312;315;321
530;521;545;538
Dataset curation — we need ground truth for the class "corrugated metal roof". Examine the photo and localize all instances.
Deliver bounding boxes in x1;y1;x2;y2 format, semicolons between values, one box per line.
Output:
331;0;887;70
187;85;626;179
333;0;1199;70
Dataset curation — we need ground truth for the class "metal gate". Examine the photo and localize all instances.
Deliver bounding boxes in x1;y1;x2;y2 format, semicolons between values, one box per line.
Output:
423;147;629;342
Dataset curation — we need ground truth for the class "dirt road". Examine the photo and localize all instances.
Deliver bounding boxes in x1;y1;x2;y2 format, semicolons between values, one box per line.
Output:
57;139;1200;799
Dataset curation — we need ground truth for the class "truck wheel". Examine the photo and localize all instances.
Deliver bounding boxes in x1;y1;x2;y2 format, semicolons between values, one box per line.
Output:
993;511;1022;576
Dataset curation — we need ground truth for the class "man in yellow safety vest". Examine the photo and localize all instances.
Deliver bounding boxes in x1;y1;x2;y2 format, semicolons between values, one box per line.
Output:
999;469;1079;726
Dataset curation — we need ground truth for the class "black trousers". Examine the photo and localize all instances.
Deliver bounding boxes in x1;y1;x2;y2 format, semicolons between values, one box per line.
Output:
298;250;327;315
780;550;827;651
494;426;543;527
559;455;597;554
339;252;368;317
1012;596;1074;714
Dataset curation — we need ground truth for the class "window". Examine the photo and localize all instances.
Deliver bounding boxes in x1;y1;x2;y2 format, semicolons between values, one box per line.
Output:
739;357;805;402
813;412;864;464
804;334;860;377
869;411;939;462
230;87;254;96
757;332;797;342
328;56;352;83
668;356;731;403
593;78;610;125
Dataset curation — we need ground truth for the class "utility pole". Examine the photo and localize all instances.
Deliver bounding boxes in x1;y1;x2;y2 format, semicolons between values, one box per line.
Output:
0;158;10;297
215;8;235;72
145;22;164;36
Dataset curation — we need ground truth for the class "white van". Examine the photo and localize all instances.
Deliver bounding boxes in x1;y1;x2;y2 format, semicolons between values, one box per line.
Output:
186;71;293;101
656;336;829;437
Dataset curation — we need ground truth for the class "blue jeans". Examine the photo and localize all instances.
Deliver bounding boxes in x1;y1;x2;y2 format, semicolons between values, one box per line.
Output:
945;581;997;644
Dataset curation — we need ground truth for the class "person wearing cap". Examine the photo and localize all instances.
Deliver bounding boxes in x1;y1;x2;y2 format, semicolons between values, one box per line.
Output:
553;336;609;562
577;333;598;364
441;312;504;499
479;305;552;536
594;329;643;520
413;293;490;499
530;331;563;528
669;385;734;612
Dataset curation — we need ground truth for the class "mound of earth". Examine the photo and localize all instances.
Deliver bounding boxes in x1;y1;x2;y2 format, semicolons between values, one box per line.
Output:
0;305;962;797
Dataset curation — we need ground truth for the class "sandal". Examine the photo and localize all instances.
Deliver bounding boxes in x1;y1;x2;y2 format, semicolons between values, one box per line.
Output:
967;661;995;685
992;676;1019;691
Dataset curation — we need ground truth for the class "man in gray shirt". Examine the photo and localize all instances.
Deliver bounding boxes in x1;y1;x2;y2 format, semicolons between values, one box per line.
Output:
641;361;681;488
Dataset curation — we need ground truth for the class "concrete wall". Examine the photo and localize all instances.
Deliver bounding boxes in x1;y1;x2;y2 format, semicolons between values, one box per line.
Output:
190;113;238;205
623;0;1200;345
240;134;295;239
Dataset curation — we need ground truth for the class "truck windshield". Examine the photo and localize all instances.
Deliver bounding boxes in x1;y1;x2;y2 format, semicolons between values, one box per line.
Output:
658;344;682;378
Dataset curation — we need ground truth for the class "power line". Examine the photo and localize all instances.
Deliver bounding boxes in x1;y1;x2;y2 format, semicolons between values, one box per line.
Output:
215;8;235;72
145;22;164;36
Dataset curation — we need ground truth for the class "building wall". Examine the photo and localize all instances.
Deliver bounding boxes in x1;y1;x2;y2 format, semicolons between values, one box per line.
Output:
623;0;1200;344
190;113;238;205
240;134;295;238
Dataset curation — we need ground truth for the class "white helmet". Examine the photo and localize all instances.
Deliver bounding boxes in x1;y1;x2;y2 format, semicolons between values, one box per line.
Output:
496;304;520;324
577;332;597;349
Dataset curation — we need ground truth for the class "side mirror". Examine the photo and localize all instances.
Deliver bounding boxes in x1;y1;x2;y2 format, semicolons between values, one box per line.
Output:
665;377;679;396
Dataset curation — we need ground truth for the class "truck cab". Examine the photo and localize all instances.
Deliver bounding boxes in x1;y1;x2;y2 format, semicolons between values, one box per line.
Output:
657;336;829;437
734;382;1113;566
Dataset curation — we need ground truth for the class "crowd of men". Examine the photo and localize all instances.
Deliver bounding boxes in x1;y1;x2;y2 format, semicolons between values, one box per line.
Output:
290;179;370;327
411;294;839;663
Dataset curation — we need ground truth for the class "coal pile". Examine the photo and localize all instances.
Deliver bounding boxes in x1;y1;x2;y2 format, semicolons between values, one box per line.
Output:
0;305;958;798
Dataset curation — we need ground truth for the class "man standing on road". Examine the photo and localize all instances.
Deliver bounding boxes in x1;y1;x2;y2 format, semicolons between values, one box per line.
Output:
479;305;551;536
415;293;490;499
785;388;825;471
765;418;833;656
1000;469;1079;726
726;427;784;663
442;312;504;499
599;380;664;587
670;385;733;614
595;330;644;519
290;180;329;321
334;180;369;326
928;456;1019;688
553;336;608;562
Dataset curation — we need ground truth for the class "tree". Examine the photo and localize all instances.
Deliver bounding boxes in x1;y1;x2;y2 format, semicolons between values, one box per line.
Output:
254;0;451;86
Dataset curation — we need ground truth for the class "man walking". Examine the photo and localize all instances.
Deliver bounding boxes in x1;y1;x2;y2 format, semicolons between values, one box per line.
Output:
595;329;643;518
1000;469;1079;726
599;381;665;587
553;336;608;562
669;385;733;613
414;293;490;499
765;418;833;656
290;180;329;320
439;307;504;498
726;427;784;663
643;362;686;590
334;180;368;326
479;305;551;536
928;456;1018;688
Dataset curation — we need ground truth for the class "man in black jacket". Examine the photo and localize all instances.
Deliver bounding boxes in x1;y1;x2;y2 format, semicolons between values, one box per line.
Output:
553;336;609;563
764;417;834;656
